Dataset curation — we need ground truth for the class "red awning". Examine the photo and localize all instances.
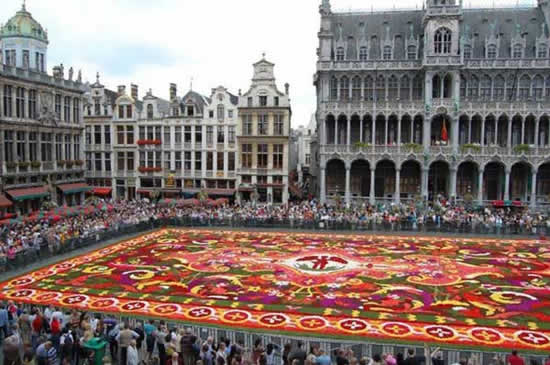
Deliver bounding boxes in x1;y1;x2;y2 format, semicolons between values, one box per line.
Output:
205;189;235;197
58;183;92;194
0;194;13;208
6;186;50;201
92;187;112;196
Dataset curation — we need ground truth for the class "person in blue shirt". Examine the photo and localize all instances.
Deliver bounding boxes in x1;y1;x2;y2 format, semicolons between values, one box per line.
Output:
315;349;332;365
0;303;9;343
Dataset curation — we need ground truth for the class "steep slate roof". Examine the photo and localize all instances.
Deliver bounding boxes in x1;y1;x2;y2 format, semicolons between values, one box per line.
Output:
181;90;210;114
331;5;546;60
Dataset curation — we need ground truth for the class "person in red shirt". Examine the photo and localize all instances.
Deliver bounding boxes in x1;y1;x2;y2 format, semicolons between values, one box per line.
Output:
507;351;525;365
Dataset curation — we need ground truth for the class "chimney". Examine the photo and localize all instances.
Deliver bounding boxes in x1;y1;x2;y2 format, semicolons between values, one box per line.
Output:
238;89;242;96
170;83;177;100
131;84;139;100
285;83;290;96
117;85;126;95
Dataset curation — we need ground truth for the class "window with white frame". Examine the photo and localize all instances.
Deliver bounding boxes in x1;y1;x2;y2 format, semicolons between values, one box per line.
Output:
359;46;368;61
217;104;224;121
336;47;345;61
258;114;268;135
330;77;338;100
207;126;214;144
274;115;284;136
228;126;235;143
434;28;452;54
339;76;349;101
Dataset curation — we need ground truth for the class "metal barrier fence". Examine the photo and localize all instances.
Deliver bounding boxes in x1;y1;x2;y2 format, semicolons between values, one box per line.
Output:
1;217;547;274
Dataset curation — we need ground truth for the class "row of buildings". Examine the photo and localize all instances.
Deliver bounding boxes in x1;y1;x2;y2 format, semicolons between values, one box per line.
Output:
0;3;292;215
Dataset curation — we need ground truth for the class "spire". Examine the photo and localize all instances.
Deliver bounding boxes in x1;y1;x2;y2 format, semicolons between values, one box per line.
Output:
320;0;331;15
96;72;100;84
22;0;26;11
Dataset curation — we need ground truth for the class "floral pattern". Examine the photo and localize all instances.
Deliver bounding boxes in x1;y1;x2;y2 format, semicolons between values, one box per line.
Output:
1;229;549;352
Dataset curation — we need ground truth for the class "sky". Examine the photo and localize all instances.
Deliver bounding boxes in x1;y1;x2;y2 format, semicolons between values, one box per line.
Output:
3;0;538;127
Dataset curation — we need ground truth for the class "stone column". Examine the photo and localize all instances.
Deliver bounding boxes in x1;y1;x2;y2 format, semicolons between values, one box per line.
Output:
449;167;457;199
531;170;537;208
397;117;402;147
421;167;429;200
468;118;472;144
345;165;351;208
451;118;459;153
481;118;485;146
494;122;499;146
334;120;337;145
372;118;376;145
395;168;401;203
521;119;525;145
320;167;326;205
410;119;414;143
359;120;363;143
504;168;511;201
369;168;375;204
535;118;540;147
507;120;512;149
478;168;484;203
384;119;388;145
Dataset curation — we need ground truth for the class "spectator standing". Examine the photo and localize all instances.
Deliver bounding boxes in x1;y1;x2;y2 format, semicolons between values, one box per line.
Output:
127;339;140;365
289;342;307;365
508;351;525;365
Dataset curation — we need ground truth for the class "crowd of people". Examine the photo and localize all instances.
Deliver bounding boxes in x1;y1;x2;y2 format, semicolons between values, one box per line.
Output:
0;197;549;270
2;302;548;365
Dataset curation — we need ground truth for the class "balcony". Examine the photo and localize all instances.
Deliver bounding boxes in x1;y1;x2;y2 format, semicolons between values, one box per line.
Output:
317;60;422;72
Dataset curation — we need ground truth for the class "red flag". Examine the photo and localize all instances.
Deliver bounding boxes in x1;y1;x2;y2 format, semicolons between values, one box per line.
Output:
441;121;448;142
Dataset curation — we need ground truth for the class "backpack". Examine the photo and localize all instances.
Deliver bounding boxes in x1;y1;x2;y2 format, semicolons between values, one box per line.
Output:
62;334;74;356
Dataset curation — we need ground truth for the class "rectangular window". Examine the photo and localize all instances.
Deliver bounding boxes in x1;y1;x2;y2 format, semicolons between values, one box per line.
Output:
175;152;182;170
228;152;235;171
164;127;171;146
164;151;171;170
105;153;111;171
274;97;279;107
94;125;102;145
95;152;102;171
247;97;253;107
139;126;145;140
207;152;213;171
172;126;180;144
4;131;13;162
185;151;192;170
74;135;81;160
155;126;161;140
85;126;92;145
217;152;224;171
242;144;252;168
147;126;154;140
195;126;202;144
126;105;132;119
41;133;52;162
259;96;267;106
118;152;125;171
127;126;134;144
64;96;71;121
187;106;194;116
16;87;25;118
104;126;111;145
228;126;235;143
274;115;284;136
55;134;63;161
28;89;37;119
3;85;12;117
73;98;80;122
217;126;225;143
228;110;234;118
257;144;268;168
117;126;125;145
258;114;268;135
118;105;124;119
207;126;214;144
127;151;134;171
273;144;283;169
244;115;253;135
16;131;26;161
147;151;154;167
184;126;192;143
86;152;92;171
29;132;38;161
139;151;146;168
195;152;202;171
305;154;311;165
155;151;161;167
55;94;61;118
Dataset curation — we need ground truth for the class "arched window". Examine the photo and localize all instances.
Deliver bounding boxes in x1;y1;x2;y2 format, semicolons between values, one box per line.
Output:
460;74;467;98
494;75;505;101
507;76;517;100
147;104;154;119
375;75;385;101
364;76;374;101
434;27;452;54
480;75;492;101
407;45;417;60
533;75;544;100
400;76;410;100
412;75;423;100
519;75;531;100
330;77;338;100
340;76;350;101
487;44;497;59
463;44;472;59
359;46;368;61
443;74;453;98
352;76;362;100
432;75;441;98
336;47;345;61
388;75;398;99
468;75;479;98
217;104;225;120
538;44;548;58
512;44;523;59
383;46;392;60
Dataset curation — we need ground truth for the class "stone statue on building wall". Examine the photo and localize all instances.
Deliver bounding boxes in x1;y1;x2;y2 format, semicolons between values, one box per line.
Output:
68;67;73;81
77;70;82;83
38;91;57;126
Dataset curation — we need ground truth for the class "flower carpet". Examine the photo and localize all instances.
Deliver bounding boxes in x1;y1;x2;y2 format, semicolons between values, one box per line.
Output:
1;229;550;353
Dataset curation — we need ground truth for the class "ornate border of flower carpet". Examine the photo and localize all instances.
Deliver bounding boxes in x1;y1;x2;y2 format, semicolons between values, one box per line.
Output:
0;229;549;353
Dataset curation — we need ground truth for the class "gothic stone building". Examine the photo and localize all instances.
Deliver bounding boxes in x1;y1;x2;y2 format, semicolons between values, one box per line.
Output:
0;4;86;215
315;0;550;207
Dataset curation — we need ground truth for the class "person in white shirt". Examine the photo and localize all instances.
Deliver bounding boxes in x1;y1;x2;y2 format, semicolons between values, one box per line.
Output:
127;339;139;365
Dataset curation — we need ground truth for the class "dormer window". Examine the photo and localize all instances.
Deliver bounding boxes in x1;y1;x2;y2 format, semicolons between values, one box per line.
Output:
487;44;497;59
259;96;267;106
126;105;132;119
434;28;452;54
538;44;548;58
512;44;523;59
359;46;368;61
463;44;472;59
118;105;124;119
187;106;194;116
147;104;154;119
336;47;345;61
407;45;416;60
383;46;392;60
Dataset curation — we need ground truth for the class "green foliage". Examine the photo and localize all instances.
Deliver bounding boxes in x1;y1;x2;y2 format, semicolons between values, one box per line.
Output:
460;144;481;153
403;143;423;153
354;142;371;148
513;144;530;154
